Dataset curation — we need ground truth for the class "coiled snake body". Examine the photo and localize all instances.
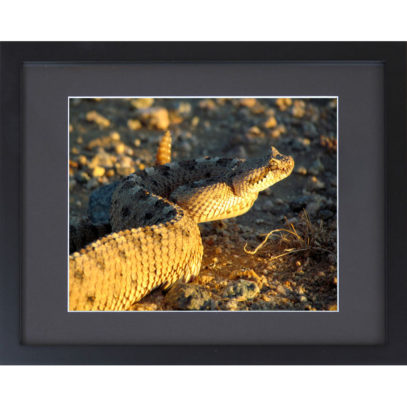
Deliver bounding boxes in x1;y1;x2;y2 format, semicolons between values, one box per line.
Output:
69;132;294;310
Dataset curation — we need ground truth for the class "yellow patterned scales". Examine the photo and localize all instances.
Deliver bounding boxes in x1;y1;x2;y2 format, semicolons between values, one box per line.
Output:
69;132;294;311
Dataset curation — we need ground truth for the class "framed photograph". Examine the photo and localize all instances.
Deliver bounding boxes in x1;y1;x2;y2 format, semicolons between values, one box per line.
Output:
68;95;336;314
1;42;406;364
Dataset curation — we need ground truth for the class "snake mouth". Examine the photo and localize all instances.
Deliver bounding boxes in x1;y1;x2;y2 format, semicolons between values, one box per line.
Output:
269;154;295;176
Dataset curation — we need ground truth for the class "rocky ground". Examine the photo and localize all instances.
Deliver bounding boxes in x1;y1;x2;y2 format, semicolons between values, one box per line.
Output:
69;97;337;311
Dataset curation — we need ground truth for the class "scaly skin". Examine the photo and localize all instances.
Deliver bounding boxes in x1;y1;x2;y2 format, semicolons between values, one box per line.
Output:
69;134;294;311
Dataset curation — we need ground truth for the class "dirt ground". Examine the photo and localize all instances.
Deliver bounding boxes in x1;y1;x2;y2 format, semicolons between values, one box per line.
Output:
69;97;337;311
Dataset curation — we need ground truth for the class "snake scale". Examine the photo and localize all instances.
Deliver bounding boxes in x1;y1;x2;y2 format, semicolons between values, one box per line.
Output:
69;131;294;311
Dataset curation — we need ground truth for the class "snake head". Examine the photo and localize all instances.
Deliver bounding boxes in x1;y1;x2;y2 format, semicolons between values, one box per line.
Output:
232;145;294;196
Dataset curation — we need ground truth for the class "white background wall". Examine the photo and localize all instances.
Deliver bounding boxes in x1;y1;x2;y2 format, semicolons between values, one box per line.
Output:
1;2;406;406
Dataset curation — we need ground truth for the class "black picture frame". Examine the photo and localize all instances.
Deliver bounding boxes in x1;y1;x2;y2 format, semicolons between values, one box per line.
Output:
1;42;406;364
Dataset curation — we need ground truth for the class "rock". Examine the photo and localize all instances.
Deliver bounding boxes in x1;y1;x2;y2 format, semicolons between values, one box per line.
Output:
223;299;240;310
246;126;264;139
276;98;292;111
86;133;120;150
124;146;134;156
127;119;142;131
130;98;154;109
319;209;334;220
191;116;200;127
223;279;260;301
215;247;222;255
308;158;324;176
165;283;216;310
177;102;192;117
115;156;135;176
238;98;257;108
295;166;307;175
304;195;326;217
85;110;110;128
114;142;126;155
307;176;325;191
320;135;337;152
263;116;277;129
70;98;81;106
228;269;267;289
92;166;105;178
77;155;88;167
178;140;192;154
250;103;265;115
239;225;252;234
285;216;298;225
292;100;306;118
328;254;337;265
116;167;135;177
177;131;199;146
69;160;78;169
88;149;115;169
225;144;247;160
116;155;133;169
271;124;286;139
291;137;311;151
303;122;318;137
132;303;158;311
234;145;248;159
199;99;216;111
261;188;272;197
75;171;90;183
110;131;120;141
86;178;99;189
264;108;275;117
140;107;170;130
290;196;313;212
69;179;77;190
262;200;274;211
306;202;322;217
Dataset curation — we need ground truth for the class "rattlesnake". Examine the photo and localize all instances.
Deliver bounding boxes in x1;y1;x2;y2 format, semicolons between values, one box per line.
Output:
69;131;294;311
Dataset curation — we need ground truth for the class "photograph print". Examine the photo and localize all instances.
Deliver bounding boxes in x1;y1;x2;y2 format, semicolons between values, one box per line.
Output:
69;97;337;311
